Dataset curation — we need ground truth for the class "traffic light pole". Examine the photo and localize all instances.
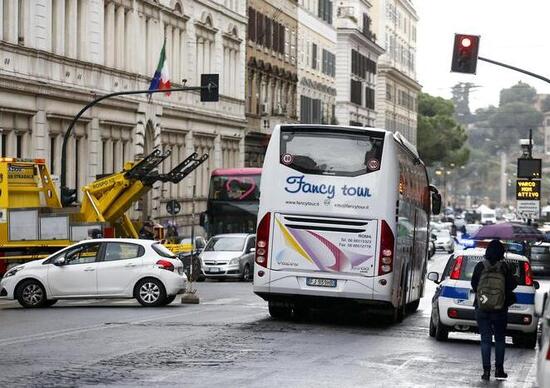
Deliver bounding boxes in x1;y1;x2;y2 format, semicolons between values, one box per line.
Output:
60;80;218;206
478;56;550;85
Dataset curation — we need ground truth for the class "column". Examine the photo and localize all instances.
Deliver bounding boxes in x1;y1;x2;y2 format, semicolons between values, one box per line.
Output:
179;30;186;82
77;0;88;60
104;1;115;67
115;4;125;69
32;110;48;159
196;37;203;83
165;24;173;78
3;0;17;43
52;0;66;55
232;49;238;98
64;0;77;58
172;27;180;83
125;7;137;73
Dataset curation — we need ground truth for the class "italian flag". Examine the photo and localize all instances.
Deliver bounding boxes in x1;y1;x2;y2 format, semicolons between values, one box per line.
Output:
148;40;171;96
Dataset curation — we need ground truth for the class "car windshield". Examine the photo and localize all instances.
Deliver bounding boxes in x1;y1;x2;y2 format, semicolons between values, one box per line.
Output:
531;246;550;255
152;243;176;258
435;230;450;237
204;236;245;252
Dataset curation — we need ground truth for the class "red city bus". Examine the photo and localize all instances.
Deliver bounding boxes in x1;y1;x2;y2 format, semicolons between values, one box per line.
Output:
201;168;262;237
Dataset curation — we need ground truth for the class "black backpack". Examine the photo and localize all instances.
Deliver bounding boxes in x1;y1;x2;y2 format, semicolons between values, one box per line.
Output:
476;260;506;311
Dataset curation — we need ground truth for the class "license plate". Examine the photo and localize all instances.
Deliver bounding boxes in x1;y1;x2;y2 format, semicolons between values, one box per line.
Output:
532;265;543;271
208;267;220;273
306;278;336;288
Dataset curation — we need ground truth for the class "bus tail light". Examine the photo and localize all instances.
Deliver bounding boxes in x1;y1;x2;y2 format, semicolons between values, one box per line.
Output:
450;256;463;280
255;212;271;268
378;220;394;276
524;261;533;286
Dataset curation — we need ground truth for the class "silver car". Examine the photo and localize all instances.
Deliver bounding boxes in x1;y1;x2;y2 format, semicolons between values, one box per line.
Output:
200;234;256;281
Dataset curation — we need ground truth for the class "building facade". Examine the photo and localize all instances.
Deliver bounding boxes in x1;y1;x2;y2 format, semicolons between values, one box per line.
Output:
297;0;337;125
245;0;298;167
334;0;384;128
0;0;247;235
371;0;420;144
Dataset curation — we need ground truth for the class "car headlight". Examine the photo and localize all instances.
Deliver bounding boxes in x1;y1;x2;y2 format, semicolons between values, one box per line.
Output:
4;265;24;278
229;258;240;265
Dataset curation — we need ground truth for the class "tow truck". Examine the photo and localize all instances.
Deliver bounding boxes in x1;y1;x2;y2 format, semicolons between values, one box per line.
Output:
0;149;207;275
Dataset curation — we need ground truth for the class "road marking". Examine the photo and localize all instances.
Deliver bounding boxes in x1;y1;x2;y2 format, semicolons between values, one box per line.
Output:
202;297;241;305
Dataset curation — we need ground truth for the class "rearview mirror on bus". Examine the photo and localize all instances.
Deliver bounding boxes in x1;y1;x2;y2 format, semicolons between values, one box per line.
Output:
429;185;441;215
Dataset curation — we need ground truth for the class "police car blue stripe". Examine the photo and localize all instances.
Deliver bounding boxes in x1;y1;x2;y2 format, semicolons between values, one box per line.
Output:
440;286;469;300
439;286;534;304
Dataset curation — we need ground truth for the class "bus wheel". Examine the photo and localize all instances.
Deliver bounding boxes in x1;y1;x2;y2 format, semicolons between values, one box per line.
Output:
407;299;420;314
268;301;291;320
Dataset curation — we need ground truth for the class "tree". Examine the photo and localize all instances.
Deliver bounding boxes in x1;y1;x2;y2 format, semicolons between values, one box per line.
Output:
541;95;550;112
488;101;543;151
417;93;470;167
499;81;537;106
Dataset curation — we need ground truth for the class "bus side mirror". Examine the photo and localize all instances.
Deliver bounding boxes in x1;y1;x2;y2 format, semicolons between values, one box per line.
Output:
429;185;441;215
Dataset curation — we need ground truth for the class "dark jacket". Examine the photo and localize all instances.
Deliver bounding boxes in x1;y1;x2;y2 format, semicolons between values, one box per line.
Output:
471;260;518;311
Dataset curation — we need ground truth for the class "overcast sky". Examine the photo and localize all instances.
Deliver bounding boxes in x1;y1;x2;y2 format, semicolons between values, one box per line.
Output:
416;0;550;111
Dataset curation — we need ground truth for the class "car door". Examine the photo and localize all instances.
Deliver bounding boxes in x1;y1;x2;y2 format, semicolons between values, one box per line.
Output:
242;236;256;269
47;242;102;297
96;242;145;296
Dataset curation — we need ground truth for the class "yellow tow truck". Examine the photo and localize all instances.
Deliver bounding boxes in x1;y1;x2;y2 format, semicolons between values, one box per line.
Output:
0;149;207;275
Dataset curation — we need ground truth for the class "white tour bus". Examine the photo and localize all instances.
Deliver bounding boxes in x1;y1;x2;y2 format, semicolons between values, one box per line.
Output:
253;125;441;322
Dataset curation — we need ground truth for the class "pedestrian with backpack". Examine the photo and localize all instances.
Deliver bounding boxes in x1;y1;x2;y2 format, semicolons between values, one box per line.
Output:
471;239;518;381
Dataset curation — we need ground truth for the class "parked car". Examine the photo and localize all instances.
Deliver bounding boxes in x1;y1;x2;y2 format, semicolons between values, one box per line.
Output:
428;239;436;259
200;234;256;281
537;292;550;387
434;229;455;253
0;239;187;308
427;248;539;348
529;242;550;277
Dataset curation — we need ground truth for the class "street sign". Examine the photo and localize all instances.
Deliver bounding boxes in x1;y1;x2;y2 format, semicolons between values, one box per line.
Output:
166;200;181;215
517;158;541;179
516;180;541;200
517;200;540;218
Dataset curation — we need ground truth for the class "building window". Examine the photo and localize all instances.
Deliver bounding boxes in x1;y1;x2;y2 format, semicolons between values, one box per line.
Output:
1;134;6;156
322;49;335;77
351;49;376;79
248;8;256;41
365;87;375;110
386;83;393;101
350;79;362;105
300;96;322;124
50;137;56;172
16;134;22;158
318;0;333;25
311;43;317;70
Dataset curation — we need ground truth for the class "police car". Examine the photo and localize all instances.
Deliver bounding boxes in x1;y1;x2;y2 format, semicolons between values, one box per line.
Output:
427;248;539;348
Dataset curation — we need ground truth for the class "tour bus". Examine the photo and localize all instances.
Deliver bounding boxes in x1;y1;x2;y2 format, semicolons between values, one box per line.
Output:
201;168;262;237
253;125;440;322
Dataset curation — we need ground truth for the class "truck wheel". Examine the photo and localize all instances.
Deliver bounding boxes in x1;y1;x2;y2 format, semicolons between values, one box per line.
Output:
16;280;47;308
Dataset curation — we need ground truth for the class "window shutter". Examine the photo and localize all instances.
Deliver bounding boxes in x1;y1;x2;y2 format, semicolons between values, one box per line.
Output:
249;8;256;42
273;22;279;52
279;24;285;54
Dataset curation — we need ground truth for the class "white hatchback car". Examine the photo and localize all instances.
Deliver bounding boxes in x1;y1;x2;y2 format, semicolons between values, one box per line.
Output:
427;248;539;348
0;239;187;308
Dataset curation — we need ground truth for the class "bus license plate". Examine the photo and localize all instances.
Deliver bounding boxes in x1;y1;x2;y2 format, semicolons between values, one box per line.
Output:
306;278;336;288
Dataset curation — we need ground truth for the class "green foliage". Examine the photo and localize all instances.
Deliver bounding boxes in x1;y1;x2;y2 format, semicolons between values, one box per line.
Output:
499;81;537;106
541;95;550;112
488;102;543;150
417;93;469;167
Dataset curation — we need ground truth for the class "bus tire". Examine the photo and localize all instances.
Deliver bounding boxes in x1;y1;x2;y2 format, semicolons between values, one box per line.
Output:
407;299;420;314
268;301;291;320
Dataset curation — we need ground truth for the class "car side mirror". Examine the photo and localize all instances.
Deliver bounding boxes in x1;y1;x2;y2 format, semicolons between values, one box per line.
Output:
53;256;66;266
249;247;256;253
427;271;439;283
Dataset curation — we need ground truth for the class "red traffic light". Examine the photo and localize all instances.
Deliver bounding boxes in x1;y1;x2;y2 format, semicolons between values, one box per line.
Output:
451;34;480;74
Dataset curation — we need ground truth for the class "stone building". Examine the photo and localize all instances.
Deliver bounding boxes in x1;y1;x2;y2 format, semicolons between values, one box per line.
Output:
0;0;247;235
297;0;337;125
334;0;384;128
371;0;420;144
245;0;298;167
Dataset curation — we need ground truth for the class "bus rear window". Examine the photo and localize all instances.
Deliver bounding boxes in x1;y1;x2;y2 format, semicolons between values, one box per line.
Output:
280;128;384;177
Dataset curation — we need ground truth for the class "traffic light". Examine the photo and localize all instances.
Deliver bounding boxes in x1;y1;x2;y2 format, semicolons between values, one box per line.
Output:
451;34;480;74
200;74;219;102
61;187;77;206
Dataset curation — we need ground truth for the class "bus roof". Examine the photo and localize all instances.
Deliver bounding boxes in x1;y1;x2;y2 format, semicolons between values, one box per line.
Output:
211;168;262;177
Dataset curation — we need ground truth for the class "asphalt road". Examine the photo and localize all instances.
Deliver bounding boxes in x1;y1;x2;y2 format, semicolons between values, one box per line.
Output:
0;253;544;387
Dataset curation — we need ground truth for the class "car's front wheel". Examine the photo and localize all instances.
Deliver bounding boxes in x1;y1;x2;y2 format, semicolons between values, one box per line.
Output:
135;278;167;307
16;280;47;308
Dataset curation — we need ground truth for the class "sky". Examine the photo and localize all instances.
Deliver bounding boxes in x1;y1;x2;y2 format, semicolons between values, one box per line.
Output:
416;0;550;111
